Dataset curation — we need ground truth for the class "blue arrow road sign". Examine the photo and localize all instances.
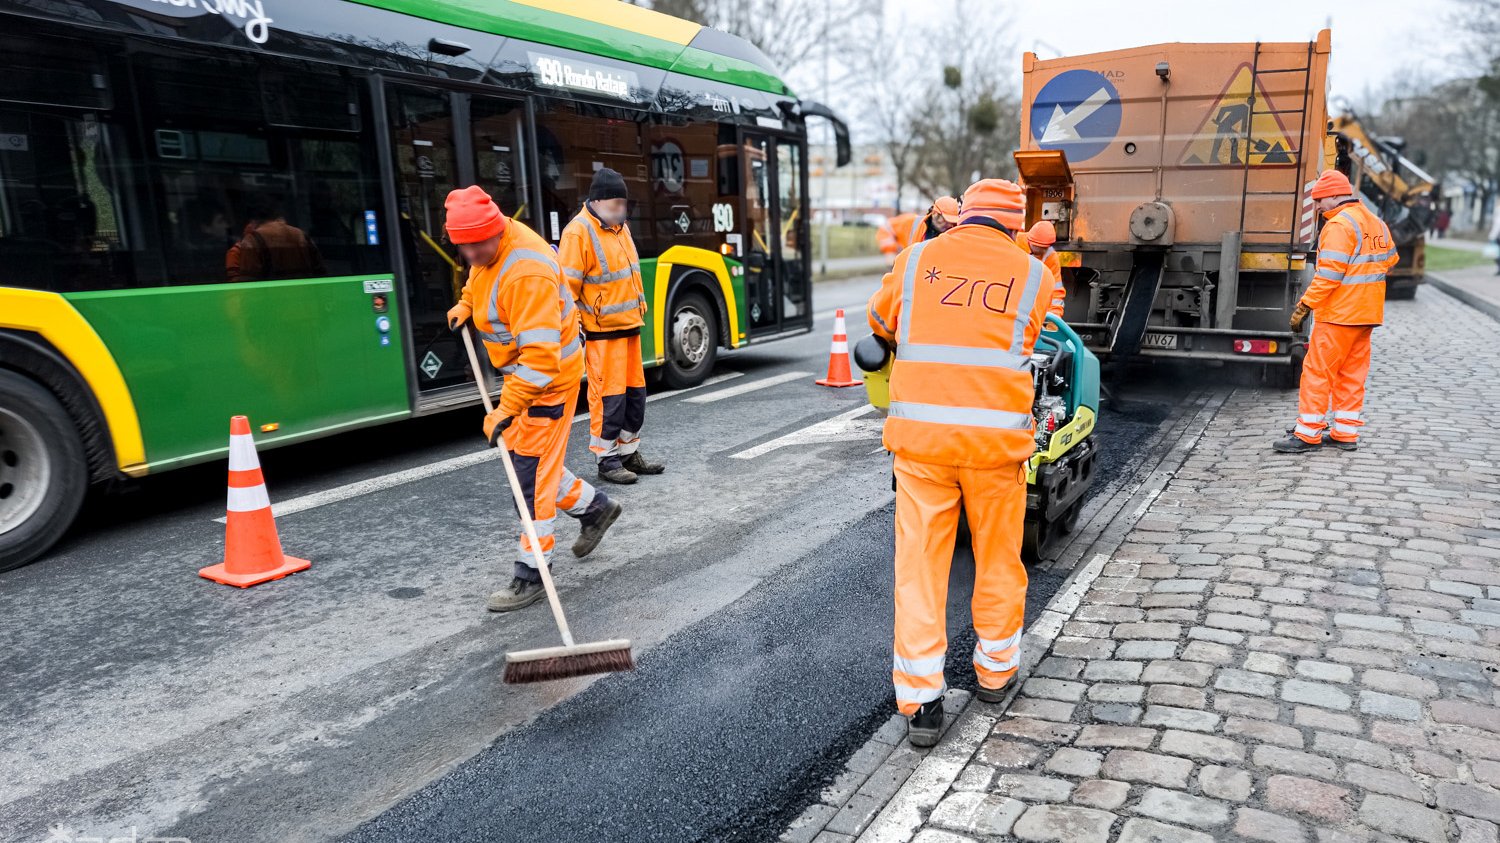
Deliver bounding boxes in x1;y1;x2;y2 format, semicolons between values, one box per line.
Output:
1030;70;1122;162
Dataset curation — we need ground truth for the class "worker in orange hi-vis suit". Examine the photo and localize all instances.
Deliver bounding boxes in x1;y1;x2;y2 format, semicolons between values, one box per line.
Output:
903;196;961;247
866;178;1052;747
877;213;913;264
557;168;664;485
443;186;623;613
1274;169;1398;454
1022;220;1066;317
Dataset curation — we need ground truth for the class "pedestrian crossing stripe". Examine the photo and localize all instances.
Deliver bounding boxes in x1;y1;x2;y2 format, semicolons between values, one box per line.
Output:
1180;63;1296;167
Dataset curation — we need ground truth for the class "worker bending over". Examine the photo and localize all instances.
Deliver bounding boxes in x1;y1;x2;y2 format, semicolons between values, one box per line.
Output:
1275;169;1397;453
866;179;1052;747
1021;220;1065;317
444;186;623;612
559;168;665;485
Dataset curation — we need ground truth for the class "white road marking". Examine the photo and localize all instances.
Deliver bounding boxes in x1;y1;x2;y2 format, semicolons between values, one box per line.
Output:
729;404;879;459
213;449;501;524
645;370;743;403
683;370;812;404
213;371;748;522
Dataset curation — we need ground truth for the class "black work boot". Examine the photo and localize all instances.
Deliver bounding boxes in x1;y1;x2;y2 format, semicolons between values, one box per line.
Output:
975;673;1018;704
486;577;545;613
907;697;945;748
1322;435;1358;452
597;456;638;485
1272;432;1321;453
622;452;665;475
573;495;623;558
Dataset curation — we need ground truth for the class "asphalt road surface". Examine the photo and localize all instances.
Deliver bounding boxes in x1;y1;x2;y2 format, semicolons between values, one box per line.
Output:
1;275;1186;842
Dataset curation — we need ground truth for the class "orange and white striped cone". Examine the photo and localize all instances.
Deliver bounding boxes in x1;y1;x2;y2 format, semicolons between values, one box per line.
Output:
816;308;863;387
199;415;310;588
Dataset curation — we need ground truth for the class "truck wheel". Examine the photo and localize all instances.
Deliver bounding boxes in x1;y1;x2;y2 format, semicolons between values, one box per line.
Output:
1270;354;1304;390
1388;285;1417;301
0;370;88;572
662;291;718;389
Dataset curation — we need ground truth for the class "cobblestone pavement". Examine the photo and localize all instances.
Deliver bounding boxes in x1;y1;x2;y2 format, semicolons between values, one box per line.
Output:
794;288;1500;843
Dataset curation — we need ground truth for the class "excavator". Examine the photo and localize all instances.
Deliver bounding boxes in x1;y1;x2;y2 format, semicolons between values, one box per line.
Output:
1330;107;1439;300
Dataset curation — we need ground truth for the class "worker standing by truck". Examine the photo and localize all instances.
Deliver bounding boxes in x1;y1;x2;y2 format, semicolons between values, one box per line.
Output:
1022;220;1065;317
444;186;624;612
558;168;666;485
1274;170;1398;453
866;179;1051;747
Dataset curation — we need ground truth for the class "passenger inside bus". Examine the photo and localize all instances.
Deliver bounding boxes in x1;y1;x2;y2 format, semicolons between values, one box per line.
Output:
225;194;326;282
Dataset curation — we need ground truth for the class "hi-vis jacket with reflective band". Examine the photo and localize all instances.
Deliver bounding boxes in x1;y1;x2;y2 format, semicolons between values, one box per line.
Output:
558;207;647;334
458;219;583;419
867;224;1052;468
1301;201;1398;326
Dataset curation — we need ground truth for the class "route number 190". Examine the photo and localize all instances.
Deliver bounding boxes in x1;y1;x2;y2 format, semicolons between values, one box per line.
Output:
712;203;735;233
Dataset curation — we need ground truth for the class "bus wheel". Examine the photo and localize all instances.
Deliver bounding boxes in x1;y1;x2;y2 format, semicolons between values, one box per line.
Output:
663;291;718;389
0;370;87;572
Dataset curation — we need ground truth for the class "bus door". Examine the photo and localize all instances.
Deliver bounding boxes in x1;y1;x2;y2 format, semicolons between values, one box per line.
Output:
739;132;810;337
385;85;532;406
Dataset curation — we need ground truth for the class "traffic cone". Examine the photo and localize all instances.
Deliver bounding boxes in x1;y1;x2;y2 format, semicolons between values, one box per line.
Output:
199;416;310;588
816;309;863;388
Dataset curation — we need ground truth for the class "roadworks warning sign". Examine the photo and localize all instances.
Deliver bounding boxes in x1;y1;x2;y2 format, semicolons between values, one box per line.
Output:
1181;63;1297;166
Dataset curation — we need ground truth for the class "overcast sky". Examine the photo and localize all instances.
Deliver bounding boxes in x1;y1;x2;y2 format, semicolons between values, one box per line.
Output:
882;0;1451;103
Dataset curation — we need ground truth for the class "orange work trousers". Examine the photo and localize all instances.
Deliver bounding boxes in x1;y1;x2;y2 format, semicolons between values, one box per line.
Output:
1293;322;1374;444
892;455;1028;716
586;334;647;462
500;381;603;581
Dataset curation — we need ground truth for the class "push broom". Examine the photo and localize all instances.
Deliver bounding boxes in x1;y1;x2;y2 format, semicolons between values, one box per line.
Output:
460;325;635;684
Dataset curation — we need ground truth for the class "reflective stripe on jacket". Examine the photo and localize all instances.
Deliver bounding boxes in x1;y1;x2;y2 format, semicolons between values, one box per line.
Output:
1300;201;1398;326
459;219;583;418
866;223;1051;468
558;207;646;333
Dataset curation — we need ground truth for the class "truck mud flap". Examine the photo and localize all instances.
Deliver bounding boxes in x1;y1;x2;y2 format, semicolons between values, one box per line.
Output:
1109;252;1166;361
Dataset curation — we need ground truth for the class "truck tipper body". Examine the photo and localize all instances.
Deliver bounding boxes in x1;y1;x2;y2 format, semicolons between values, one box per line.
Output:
1016;30;1333;381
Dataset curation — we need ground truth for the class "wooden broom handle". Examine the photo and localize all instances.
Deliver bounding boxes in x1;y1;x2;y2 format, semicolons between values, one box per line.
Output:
461;326;575;647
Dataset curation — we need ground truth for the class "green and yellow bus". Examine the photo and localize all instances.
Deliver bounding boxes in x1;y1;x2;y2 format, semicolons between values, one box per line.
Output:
0;0;850;569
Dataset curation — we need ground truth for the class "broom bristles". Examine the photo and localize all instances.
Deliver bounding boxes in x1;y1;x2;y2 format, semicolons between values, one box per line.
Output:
503;642;635;684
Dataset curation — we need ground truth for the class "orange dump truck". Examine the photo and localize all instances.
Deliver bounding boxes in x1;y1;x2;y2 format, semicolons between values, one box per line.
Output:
1016;30;1332;385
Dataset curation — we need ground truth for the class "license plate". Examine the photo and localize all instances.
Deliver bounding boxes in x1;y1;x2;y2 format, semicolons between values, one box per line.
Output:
1142;332;1178;350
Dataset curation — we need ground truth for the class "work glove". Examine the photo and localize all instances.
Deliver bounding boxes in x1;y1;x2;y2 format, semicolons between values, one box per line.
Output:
483;408;514;447
447;302;472;332
1289;302;1311;332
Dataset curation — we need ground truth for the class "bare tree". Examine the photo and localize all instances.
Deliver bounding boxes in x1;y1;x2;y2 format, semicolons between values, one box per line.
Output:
861;13;925;212
1440;0;1500;226
906;9;1021;198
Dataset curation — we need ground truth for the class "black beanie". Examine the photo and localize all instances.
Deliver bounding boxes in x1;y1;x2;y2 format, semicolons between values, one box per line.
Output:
588;167;628;201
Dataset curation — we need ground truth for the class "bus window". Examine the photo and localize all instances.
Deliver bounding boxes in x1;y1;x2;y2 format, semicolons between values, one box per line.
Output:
776;141;807;321
742;134;776;330
385;84;468;393
134;51;387;285
0;34;150;293
643;120;720;255
532;99;649;245
469;96;531;226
